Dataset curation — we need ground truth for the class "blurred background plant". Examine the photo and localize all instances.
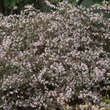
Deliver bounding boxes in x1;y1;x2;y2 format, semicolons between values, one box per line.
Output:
0;0;110;15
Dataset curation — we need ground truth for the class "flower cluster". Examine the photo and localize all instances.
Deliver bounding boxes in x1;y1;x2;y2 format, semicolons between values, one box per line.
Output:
0;1;110;109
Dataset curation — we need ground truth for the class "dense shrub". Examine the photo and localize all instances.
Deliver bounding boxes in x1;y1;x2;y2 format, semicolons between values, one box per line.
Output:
0;1;110;110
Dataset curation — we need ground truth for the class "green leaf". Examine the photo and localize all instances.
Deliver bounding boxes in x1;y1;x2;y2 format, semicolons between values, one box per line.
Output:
104;99;110;103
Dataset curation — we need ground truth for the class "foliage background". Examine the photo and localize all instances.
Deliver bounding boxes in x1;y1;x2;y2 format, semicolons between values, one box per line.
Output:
1;0;110;15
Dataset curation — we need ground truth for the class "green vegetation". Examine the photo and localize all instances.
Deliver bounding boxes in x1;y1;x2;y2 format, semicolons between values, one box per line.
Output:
0;0;110;15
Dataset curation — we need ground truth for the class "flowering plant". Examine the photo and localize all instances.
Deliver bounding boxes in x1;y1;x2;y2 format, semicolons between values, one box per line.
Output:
0;1;110;109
